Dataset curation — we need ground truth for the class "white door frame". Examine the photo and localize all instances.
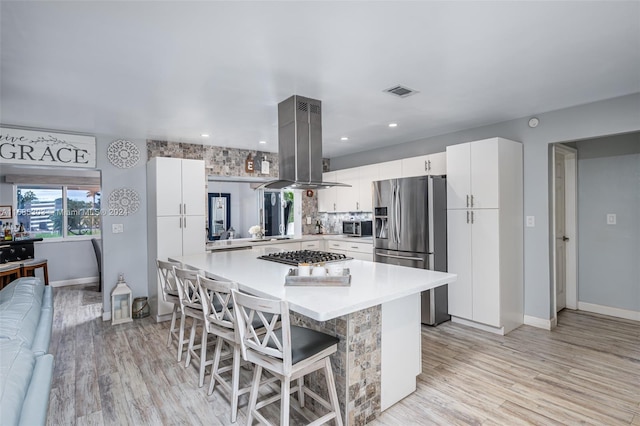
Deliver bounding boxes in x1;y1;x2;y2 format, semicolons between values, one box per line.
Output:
551;144;578;323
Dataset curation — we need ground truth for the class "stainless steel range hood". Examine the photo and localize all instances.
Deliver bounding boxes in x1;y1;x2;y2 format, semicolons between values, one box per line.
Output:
259;95;348;190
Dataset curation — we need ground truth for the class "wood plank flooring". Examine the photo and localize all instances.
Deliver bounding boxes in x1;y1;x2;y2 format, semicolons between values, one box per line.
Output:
47;284;640;425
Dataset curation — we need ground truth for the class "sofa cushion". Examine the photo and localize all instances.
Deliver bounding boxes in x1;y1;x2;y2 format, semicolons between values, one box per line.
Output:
19;353;54;426
0;278;44;348
0;340;35;426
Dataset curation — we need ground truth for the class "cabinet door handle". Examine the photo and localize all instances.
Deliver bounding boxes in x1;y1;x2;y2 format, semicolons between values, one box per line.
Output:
351;246;359;249
179;217;183;228
470;195;474;208
466;211;470;224
356;201;360;210
424;160;428;171
184;204;187;215
471;211;474;224
428;160;431;171
179;204;183;215
466;195;470;208
184;216;187;228
333;203;336;211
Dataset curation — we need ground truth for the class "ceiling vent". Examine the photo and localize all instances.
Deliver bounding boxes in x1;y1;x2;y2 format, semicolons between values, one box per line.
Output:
384;85;419;98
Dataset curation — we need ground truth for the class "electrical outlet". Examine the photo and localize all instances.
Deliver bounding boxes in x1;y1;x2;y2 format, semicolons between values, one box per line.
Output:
526;216;535;227
112;223;124;233
607;214;616;225
306;216;312;225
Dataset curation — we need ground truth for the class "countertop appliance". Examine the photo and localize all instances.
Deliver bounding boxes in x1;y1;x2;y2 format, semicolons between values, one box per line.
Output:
342;220;372;237
373;175;449;325
258;250;351;266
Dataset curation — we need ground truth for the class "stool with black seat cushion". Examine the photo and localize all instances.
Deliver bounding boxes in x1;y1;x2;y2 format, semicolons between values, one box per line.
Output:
232;290;343;426
156;259;185;357
173;266;214;388
0;263;21;290
20;259;48;286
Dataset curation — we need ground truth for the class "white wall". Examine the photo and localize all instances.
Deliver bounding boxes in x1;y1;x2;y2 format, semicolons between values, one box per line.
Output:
331;93;640;321
576;133;639;312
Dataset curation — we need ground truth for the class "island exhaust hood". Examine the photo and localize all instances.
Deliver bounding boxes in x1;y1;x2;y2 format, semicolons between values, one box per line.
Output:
259;95;348;190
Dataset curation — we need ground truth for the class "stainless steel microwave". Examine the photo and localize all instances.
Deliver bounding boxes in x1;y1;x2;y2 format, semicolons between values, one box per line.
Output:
342;220;373;237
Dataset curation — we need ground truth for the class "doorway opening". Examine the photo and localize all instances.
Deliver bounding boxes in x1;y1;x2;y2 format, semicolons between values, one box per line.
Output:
551;144;577;324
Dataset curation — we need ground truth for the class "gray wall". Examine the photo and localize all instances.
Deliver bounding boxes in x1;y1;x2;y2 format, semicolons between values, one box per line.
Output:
97;136;148;314
576;133;640;311
331;93;640;320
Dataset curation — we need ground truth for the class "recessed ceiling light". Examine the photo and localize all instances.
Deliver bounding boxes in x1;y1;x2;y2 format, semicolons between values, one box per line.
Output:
388;123;398;128
201;133;210;138
340;137;349;141
259;140;267;144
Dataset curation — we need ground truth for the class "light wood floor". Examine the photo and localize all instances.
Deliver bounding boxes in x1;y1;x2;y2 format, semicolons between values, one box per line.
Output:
47;284;640;425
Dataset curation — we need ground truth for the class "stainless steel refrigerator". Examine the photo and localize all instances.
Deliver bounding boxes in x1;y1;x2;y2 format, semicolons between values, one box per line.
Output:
373;175;449;325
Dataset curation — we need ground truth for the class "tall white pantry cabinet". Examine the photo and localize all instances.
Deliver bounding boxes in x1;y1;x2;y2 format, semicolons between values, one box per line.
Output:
446;138;523;335
147;157;206;321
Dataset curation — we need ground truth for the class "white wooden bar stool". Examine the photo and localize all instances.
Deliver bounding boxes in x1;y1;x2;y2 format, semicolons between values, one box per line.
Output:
20;258;48;285
232;290;343;426
156;259;186;359
174;266;214;388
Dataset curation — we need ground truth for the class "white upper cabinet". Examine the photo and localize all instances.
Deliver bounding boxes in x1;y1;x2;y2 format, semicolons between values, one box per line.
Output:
401;152;446;177
336;168;359;212
318;171;337;212
357;164;377;212
446;138;500;209
318;165;378;212
154;157;206;217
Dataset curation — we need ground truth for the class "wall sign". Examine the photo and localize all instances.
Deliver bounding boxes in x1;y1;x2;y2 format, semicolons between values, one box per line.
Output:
245;154;255;173
0;127;96;168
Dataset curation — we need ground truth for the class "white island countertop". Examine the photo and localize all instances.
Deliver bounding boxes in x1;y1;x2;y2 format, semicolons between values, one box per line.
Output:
172;247;456;321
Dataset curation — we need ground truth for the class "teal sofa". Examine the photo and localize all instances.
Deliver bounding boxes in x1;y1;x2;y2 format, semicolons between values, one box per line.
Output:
0;277;54;425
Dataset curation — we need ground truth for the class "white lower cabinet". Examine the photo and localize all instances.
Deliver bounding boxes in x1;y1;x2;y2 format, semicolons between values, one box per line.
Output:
447;210;501;327
325;239;373;262
301;240;321;250
263;241;301;251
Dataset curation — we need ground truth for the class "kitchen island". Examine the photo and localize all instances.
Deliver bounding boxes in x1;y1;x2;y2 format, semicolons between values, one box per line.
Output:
173;247;456;425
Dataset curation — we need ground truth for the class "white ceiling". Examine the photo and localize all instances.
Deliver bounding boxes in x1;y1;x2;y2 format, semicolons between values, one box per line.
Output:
1;1;639;158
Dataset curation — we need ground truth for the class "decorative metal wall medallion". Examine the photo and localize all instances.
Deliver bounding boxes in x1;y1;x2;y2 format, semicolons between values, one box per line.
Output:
108;139;140;168
108;188;140;215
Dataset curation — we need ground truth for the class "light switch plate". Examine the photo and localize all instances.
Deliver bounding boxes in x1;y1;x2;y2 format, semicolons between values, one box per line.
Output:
526;216;535;227
306;216;312;225
607;214;616;225
112;223;124;233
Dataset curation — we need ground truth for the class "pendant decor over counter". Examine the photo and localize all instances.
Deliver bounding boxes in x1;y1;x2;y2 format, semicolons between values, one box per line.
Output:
108;187;140;215
107;139;140;169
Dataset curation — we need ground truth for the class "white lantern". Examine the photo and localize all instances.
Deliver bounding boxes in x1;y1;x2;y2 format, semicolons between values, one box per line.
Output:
111;273;133;325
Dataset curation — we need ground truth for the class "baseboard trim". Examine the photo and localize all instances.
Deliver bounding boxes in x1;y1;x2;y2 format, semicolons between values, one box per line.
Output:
578;302;640;321
451;316;505;335
50;276;99;288
524;315;555;330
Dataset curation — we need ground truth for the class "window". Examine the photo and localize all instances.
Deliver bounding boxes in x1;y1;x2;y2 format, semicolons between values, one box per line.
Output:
16;185;101;239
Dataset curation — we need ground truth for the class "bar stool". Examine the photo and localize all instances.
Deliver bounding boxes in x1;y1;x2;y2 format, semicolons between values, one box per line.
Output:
232;290;343;426
21;259;49;285
156;259;186;359
0;263;21;290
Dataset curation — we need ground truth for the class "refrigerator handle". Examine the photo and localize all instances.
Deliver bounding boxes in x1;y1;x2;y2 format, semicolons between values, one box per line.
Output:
428;176;435;258
392;182;397;244
395;180;401;244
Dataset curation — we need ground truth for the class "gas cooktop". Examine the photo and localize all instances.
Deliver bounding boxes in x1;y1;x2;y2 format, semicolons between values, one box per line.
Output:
258;250;351;266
